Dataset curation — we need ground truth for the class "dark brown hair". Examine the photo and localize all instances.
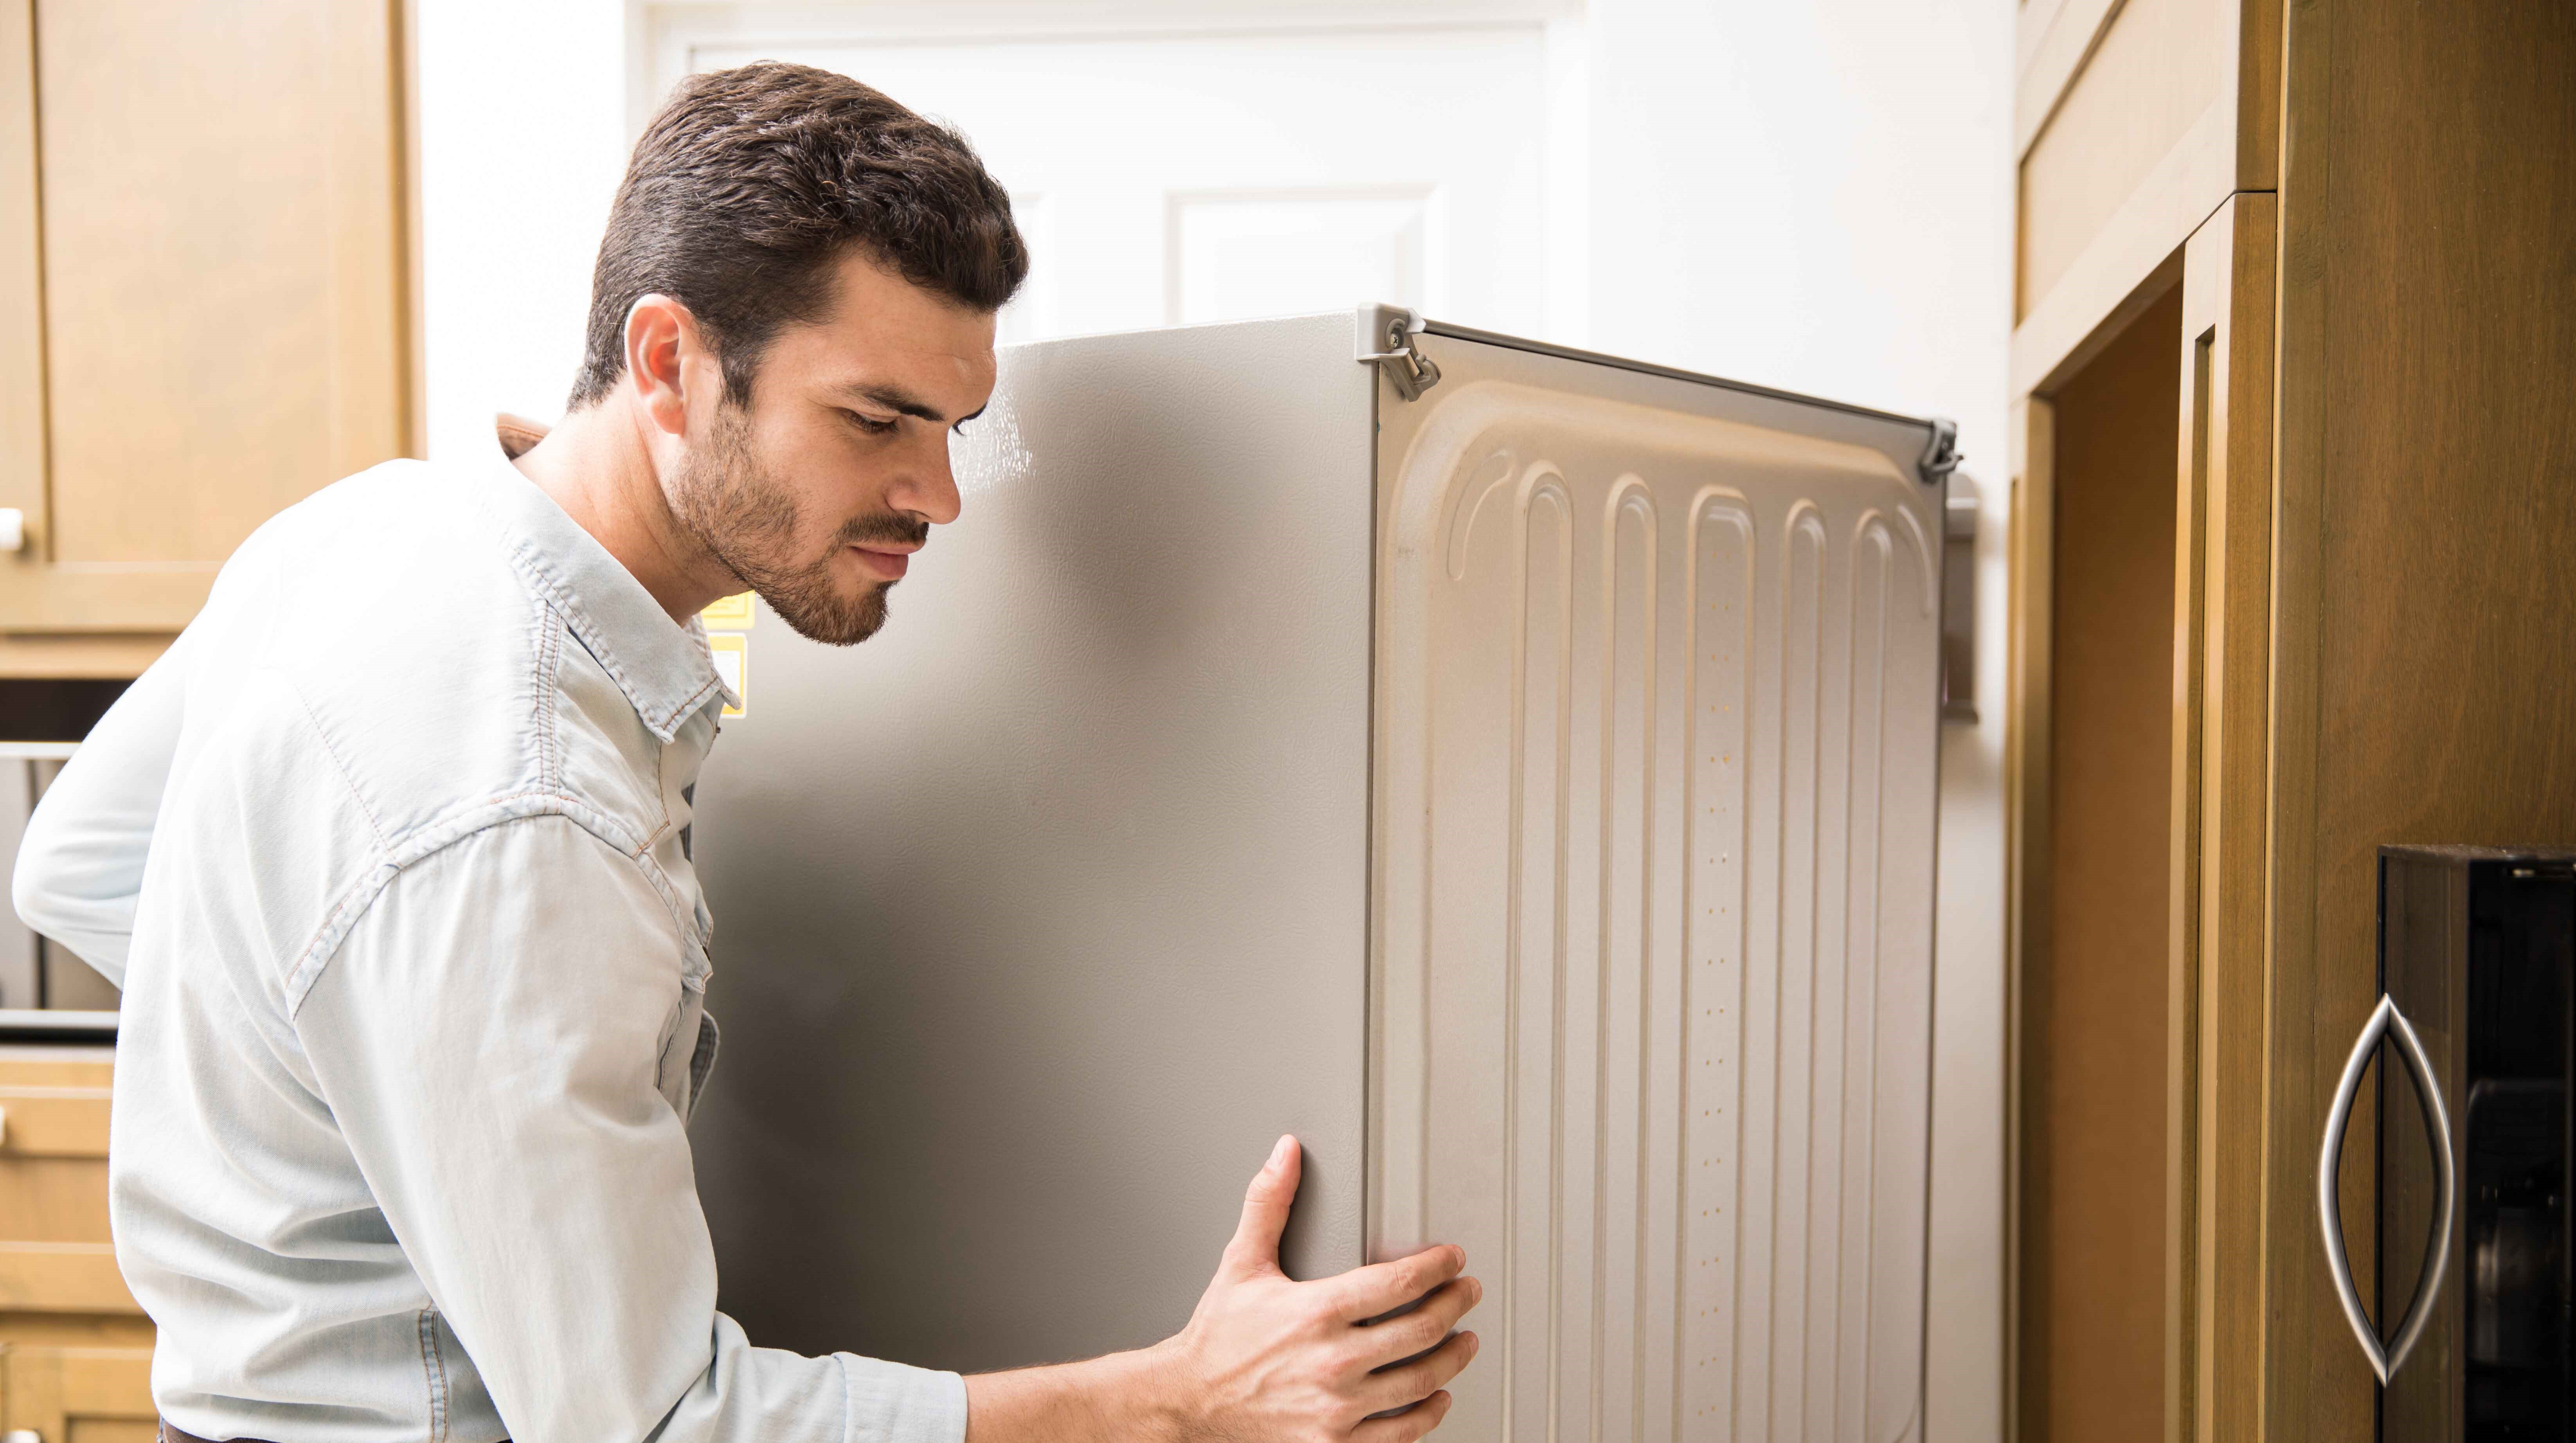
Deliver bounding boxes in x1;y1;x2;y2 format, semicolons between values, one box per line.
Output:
568;62;1027;409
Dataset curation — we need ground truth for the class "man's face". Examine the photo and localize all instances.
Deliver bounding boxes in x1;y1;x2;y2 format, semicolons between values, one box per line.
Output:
667;251;998;645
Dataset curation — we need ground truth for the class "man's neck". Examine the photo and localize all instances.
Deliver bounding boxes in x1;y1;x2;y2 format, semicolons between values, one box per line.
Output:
508;402;732;625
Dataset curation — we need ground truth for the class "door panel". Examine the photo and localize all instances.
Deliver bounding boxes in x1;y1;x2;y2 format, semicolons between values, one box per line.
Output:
689;27;1548;344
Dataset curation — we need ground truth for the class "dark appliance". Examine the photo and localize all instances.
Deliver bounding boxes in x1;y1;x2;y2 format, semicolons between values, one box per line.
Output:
2322;846;2576;1440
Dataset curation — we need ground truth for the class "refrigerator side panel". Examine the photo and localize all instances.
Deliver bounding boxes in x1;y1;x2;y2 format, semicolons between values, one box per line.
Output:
689;314;1376;1374
1369;338;1944;1442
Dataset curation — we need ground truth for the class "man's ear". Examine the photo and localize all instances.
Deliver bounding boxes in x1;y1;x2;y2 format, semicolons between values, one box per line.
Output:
623;293;707;438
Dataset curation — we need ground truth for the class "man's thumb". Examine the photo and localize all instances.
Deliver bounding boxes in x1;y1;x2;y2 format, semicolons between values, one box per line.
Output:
1221;1135;1300;1277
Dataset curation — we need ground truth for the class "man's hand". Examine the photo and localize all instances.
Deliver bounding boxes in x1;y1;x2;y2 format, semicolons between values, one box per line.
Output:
1148;1135;1482;1441
962;1136;1482;1442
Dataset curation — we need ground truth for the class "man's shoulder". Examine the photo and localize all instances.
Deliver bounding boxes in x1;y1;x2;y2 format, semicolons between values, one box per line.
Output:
199;457;644;854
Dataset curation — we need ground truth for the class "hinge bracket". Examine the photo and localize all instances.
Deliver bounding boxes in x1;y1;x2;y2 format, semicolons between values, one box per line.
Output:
1918;417;1963;485
1356;304;1441;402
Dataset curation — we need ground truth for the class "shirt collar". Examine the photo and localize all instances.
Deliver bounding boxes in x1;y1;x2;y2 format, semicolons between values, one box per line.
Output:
478;437;739;743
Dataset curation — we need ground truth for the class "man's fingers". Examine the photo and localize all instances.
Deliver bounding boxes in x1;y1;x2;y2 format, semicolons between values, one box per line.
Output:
1218;1135;1301;1279
1329;1243;1466;1321
1359;1331;1479;1415
1355;1277;1482;1366
1352;1389;1455;1443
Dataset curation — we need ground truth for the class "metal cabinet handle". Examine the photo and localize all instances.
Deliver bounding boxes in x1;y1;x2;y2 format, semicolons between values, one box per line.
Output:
2318;993;2457;1384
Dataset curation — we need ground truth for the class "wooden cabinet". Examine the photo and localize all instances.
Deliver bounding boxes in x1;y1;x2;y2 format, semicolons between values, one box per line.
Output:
2009;3;2576;1441
0;1347;156;1443
0;0;412;679
0;1046;154;1438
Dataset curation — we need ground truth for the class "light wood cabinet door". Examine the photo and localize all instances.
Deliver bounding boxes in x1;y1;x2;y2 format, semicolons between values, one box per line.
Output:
0;1344;156;1443
2010;0;2276;401
0;1054;130;1319
0;0;410;668
2259;5;2576;1439
0;1049;151;1438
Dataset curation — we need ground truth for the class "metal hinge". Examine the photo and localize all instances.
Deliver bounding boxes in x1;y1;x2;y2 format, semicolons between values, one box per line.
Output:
1918;417;1963;485
1356;304;1441;401
1941;473;1980;724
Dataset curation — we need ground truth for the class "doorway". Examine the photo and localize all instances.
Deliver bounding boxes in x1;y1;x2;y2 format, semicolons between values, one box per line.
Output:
660;18;1562;344
2017;281;2183;1443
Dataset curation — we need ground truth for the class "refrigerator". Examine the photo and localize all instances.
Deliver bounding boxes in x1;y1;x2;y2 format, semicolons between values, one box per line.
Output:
689;308;1955;1440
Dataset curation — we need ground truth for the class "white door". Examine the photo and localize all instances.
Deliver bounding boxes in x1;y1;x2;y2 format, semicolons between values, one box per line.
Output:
673;24;1555;343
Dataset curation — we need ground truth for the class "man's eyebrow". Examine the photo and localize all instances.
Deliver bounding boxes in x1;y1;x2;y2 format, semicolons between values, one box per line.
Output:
837;382;986;429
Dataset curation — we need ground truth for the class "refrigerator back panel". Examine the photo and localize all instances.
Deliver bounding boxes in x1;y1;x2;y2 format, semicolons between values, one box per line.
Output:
1368;327;1943;1443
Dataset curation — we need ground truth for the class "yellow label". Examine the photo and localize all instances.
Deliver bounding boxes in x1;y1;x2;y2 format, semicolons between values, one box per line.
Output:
700;592;756;630
707;633;747;718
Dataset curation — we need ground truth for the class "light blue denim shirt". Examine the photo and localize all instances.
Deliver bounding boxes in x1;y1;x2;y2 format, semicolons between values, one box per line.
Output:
11;446;968;1443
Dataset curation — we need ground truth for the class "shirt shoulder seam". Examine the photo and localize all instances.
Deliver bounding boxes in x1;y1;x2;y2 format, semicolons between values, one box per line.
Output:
282;799;698;1017
288;677;395;855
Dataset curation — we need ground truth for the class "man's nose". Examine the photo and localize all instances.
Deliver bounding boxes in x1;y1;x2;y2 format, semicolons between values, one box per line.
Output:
892;432;963;527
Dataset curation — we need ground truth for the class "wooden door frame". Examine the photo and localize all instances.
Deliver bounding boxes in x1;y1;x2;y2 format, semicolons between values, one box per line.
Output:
2166;189;2277;1443
2004;191;2276;1443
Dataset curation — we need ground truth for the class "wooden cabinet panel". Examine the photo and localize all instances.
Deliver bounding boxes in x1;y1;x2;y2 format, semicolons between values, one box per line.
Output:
2018;3;2576;1438
0;0;409;651
2011;0;2277;394
0;1087;111;1159
2018;0;2232;316
2017;282;2183;1443
0;1049;143;1326
2262;4;2576;1438
0;0;39;587
0;1247;134;1316
2009;191;2277;1443
2163;191;2272;1443
0;1344;156;1443
0;1159;110;1246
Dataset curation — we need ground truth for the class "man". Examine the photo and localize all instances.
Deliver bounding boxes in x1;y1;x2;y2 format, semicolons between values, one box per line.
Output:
13;63;1477;1443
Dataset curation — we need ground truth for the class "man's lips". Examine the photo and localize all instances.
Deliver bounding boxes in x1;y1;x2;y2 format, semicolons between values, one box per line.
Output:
847;544;913;580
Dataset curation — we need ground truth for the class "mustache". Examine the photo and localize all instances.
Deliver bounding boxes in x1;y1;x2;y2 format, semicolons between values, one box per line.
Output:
833;512;931;550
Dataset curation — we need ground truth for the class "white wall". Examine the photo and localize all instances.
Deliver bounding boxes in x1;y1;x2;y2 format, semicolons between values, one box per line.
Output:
414;0;636;466
417;5;2013;1436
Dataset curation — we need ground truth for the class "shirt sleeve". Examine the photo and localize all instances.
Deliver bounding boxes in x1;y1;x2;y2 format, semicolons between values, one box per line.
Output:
11;630;194;985
292;813;966;1443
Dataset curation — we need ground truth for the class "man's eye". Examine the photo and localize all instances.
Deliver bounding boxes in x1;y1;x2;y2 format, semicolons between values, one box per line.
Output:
846;410;899;435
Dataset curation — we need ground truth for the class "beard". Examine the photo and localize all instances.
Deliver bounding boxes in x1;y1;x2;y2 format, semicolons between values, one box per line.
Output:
668;399;928;646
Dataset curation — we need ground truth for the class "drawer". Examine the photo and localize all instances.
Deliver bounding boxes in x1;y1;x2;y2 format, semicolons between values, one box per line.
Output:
0;1343;157;1442
0;1052;139;1315
0;1087;111;1160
